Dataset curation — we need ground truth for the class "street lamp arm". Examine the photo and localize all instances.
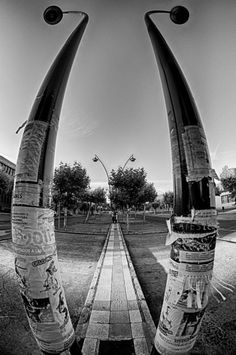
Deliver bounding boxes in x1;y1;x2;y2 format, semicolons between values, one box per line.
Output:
122;154;136;171
145;10;170;18
63;11;87;16
93;154;110;184
145;6;189;25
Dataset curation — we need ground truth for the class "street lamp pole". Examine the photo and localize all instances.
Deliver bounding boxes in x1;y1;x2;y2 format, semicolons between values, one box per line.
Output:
122;154;136;170
145;7;218;355
93;154;136;208
92;154;111;203
12;6;88;355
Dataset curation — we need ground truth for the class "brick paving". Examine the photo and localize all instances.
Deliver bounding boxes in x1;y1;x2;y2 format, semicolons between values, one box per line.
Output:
76;223;156;354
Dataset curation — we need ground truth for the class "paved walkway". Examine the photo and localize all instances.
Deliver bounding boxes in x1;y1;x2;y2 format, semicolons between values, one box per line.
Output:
75;223;156;355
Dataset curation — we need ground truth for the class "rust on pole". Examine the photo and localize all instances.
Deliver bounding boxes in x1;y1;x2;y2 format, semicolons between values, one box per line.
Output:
145;8;218;355
12;8;88;354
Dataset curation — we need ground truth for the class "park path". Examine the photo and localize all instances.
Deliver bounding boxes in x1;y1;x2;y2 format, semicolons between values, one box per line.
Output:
75;222;156;355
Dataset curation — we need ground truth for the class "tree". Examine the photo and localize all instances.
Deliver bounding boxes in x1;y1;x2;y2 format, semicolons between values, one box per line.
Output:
0;171;11;193
109;167;157;211
83;187;107;222
138;182;157;206
0;171;13;211
215;184;222;196
53;161;90;211
109;167;147;209
152;200;160;213
162;191;174;209
221;176;236;197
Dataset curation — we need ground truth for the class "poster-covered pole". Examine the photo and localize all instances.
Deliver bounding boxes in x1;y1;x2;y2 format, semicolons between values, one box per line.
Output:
12;7;88;354
145;7;218;355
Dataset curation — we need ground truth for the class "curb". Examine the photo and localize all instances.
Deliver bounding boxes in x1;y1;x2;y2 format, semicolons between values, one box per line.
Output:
118;224;156;352
75;225;111;344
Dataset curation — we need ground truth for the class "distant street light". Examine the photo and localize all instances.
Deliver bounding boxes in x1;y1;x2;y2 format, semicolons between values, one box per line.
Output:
92;154;136;207
122;154;136;170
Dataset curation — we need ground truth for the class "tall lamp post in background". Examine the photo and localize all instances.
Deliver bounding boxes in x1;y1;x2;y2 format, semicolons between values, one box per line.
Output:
145;6;218;355
92;153;136;207
92;154;111;205
122;154;136;170
12;6;88;355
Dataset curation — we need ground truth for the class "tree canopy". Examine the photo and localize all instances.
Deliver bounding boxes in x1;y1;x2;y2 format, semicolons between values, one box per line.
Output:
84;187;107;205
0;171;13;194
221;176;236;197
162;191;174;208
53;161;90;209
219;165;236;196
109;167;157;209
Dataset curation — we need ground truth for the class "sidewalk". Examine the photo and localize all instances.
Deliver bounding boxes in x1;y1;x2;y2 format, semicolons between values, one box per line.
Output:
75;223;156;355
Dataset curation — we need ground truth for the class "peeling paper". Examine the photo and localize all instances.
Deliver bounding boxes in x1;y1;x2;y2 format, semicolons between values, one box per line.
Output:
15;121;48;182
12;205;75;352
13;182;41;207
182;125;211;182
166;230;217;246
155;299;206;355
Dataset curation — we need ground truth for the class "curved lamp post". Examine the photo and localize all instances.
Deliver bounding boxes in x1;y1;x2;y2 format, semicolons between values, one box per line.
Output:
145;7;218;355
92;154;110;187
12;6;88;354
92;153;136;189
93;154;136;209
122;154;136;170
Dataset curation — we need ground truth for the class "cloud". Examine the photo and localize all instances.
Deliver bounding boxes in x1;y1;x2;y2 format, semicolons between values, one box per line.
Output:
61;113;98;138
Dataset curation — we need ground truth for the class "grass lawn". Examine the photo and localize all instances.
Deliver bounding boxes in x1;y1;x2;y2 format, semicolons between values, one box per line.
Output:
121;214;236;355
0;213;110;355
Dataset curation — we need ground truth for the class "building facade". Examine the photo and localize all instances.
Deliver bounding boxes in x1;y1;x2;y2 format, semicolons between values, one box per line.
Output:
0;155;16;211
0;155;15;178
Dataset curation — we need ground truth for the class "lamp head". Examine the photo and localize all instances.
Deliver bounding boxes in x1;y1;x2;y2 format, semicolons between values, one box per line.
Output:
93;156;99;162
130;156;136;162
170;6;189;24
43;6;63;25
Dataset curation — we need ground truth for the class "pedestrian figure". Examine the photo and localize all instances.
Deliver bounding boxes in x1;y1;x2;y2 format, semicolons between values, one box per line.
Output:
112;210;117;224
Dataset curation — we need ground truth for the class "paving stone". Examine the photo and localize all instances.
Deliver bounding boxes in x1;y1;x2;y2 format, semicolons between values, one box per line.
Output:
103;260;113;266
131;322;145;338
109;323;132;340
102;262;113;267
95;285;111;301
128;300;139;310
86;323;109;340
90;310;110;324
111;299;128;311
134;338;149;355
82;338;98;355
111;290;126;302
110;310;130;324
93;300;110;311
129;310;142;323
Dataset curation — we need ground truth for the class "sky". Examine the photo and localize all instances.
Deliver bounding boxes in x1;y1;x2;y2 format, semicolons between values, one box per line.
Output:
0;0;236;194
